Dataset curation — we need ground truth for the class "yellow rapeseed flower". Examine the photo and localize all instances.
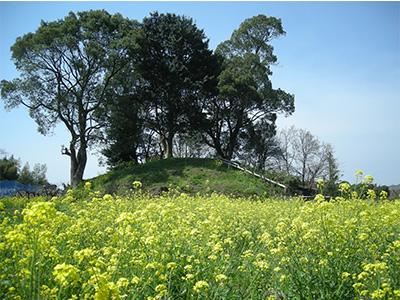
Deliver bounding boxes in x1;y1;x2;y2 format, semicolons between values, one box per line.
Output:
52;263;80;287
131;276;140;285
363;175;374;184
379;190;388;200
84;181;92;190
132;180;142;189
193;280;209;293
215;274;228;283
367;189;376;200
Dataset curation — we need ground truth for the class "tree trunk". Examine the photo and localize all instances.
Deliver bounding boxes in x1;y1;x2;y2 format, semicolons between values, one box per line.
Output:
205;132;228;160
160;133;174;159
165;133;174;158
225;145;234;161
70;145;87;187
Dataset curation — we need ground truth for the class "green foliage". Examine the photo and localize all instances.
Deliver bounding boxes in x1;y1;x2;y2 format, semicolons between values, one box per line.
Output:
240;119;280;170
102;94;144;167
1;10;138;186
17;163;32;184
19;162;48;185
135;12;219;158
0;156;19;181
2;10;298;179
225;14;285;64
0;155;48;185
200;14;294;159
2;10;300;187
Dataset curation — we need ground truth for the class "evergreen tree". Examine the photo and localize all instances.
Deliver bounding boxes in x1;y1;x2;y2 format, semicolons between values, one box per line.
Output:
199;15;294;159
18;162;32;184
136;12;219;158
0;156;19;181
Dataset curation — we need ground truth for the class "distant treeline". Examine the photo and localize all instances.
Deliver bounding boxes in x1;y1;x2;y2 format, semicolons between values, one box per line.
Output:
0;155;47;185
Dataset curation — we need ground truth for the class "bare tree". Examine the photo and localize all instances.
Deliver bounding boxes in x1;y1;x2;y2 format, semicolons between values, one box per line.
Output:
276;126;339;187
276;126;297;174
293;128;321;185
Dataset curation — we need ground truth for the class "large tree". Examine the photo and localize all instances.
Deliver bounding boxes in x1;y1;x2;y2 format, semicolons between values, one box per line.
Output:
1;10;138;186
200;15;294;160
135;12;219;158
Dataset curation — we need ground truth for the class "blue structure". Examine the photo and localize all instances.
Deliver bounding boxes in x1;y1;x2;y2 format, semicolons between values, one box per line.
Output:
0;180;39;196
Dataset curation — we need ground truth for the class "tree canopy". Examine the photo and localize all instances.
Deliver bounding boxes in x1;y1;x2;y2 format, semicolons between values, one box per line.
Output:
1;11;306;187
135;12;219;158
199;15;294;159
1;10;138;186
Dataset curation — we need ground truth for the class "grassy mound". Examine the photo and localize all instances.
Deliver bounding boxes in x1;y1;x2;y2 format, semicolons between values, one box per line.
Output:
89;158;274;197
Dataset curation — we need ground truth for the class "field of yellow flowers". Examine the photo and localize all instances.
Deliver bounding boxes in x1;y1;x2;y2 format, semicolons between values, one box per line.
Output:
1;190;400;299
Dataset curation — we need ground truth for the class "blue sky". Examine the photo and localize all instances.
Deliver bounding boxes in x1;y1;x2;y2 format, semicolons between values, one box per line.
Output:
0;2;399;185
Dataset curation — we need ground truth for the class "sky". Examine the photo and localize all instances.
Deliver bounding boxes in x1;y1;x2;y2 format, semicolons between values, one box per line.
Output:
0;1;399;186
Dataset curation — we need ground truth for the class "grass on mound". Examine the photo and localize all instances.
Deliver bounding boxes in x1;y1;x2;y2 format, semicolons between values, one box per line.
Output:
89;158;274;197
